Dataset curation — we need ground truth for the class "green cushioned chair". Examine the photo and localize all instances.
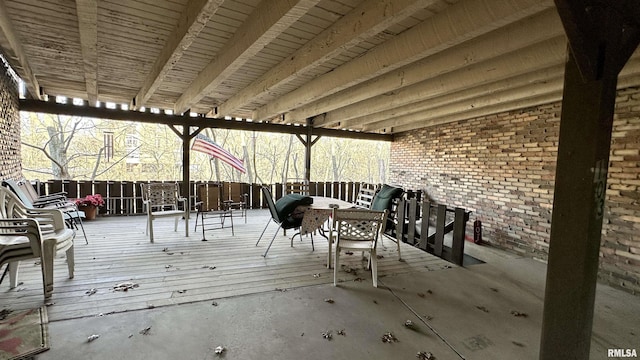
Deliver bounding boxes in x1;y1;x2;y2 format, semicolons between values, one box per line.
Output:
256;187;313;257
371;184;404;260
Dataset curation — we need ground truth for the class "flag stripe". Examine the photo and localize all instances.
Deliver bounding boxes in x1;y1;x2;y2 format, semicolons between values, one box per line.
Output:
191;134;246;173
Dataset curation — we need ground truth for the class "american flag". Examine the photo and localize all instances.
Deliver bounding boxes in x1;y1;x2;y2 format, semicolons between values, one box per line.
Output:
191;134;246;173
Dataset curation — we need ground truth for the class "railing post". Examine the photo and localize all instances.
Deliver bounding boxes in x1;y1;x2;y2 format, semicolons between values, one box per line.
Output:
395;198;405;245
406;198;417;245
451;207;466;266
419;201;431;251
434;204;446;257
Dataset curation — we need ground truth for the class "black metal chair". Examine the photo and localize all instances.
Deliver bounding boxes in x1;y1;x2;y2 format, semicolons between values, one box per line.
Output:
256;186;313;257
194;183;234;241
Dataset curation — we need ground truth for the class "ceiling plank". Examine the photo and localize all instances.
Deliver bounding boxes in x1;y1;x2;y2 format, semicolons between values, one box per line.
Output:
76;0;98;104
133;0;225;109
213;0;437;118
0;0;41;99
252;0;554;122
174;0;322;115
297;8;564;126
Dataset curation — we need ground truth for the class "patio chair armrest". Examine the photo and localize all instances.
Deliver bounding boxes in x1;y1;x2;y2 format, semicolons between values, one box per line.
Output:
36;192;68;200
25;208;66;230
0;218;44;253
32;197;67;207
141;199;151;213
177;197;187;205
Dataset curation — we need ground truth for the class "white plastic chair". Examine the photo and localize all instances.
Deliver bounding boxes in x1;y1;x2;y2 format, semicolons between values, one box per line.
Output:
0;186;75;299
332;208;387;288
140;183;188;243
354;183;379;209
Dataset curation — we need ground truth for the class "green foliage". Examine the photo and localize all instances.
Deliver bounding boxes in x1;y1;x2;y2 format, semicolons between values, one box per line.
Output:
20;113;390;183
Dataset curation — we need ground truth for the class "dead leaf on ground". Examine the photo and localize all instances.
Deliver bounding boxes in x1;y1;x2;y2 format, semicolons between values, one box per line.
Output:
214;345;225;355
416;351;435;360
511;310;528;318
322;331;333;340
85;288;97;296
381;332;398;343
0;309;13;320
476;306;489;313
87;334;100;342
404;320;415;328
139;327;151;335
323;298;334;304
113;282;139;291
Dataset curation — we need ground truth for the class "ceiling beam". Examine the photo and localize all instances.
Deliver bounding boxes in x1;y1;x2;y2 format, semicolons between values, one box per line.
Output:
133;0;225;110
291;8;564;125
366;77;566;132
391;92;563;134
323;36;567;128
389;71;640;134
252;0;554;122
0;0;41;99
75;0;98;105
213;0;437;118
174;0;321;115
346;64;567;130
19;99;392;142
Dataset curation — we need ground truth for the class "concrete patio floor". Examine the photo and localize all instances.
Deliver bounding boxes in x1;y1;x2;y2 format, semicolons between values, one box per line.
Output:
36;241;639;360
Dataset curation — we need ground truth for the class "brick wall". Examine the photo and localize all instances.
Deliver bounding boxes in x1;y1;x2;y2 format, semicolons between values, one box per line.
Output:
390;86;640;295
0;61;21;180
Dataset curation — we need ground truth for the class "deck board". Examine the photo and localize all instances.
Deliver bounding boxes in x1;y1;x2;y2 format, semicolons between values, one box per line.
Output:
0;210;454;321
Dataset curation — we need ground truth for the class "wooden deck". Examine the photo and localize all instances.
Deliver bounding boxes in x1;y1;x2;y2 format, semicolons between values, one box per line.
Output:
0;210;453;321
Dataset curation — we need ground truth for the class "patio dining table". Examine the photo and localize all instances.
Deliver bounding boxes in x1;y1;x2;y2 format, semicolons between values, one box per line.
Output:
298;196;355;268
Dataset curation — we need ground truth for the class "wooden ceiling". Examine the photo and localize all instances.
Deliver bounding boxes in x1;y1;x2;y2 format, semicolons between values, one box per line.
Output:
1;0;639;135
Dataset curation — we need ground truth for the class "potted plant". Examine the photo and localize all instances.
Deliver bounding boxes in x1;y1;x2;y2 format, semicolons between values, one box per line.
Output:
75;194;104;220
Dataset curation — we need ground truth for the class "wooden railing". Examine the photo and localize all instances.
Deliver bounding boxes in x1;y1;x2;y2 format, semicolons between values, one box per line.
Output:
33;180;380;216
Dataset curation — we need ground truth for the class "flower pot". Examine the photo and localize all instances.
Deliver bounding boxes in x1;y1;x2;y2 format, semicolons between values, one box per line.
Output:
81;205;97;220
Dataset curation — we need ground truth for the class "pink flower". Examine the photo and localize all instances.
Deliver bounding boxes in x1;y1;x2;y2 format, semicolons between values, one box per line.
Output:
75;194;105;207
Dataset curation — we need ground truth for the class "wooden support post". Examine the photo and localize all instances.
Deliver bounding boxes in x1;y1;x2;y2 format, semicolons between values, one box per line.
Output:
540;49;618;359
541;2;639;358
295;118;321;185
451;207;466;266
